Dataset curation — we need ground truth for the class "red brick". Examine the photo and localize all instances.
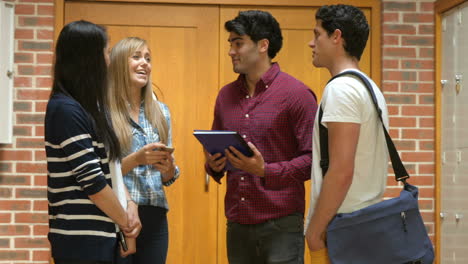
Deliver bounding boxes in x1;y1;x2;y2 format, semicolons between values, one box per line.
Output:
402;105;434;116
384;47;416;58
15;29;34;39
384;71;417;81
385;94;416;104
420;141;434;151
401;60;434;70
387;105;399;115
402;36;433;46
16;113;45;125
408;176;434;186
15;237;49;248
0;163;12;173
383;24;416;35
16;137;44;148
34;150;46;161
382;82;399;92
403;13;434;23
419;95;434;104
33;250;51;262
16;163;47;174
0;225;30;236
0;150;32;161
420;2;434;12
393;139;416;150
14;101;32;112
17;89;50;100
34;175;47;187
402;129;434;140
384;2;416;11
0;188;12;198
14;77;32;88
33;225;49;236
37;53;53;64
0;175;31;186
18;16;53;27
0;213;11;223
0;250;29;260
13;126;32;137
419;188;435;199
383;12;399;23
383;35;399;46
420;48;434;58
35;101;48;112
401;151;434;162
33;200;48;211
16;188;47;199
0;201;31;211
37;30;53;40
418;199;433;210
36;77;52;88
419;71;434;82
384;186;401;198
37;4;53;15
401;82;434;93
389;129;400;138
419;164;435;174
14;53;34;63
420;117;434;128
35;125;45;137
383;59;398;69
390;117;416;127
15;4;35;15
19;40;53;52
419;25;434;35
15;213;48;224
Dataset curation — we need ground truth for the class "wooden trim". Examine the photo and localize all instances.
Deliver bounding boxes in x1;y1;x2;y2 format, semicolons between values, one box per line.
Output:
434;1;467;264
54;0;64;41
434;10;442;264
86;0;377;7
369;0;381;86
435;0;468;13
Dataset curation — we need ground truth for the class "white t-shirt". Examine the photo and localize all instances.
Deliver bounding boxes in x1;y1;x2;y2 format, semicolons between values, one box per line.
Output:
306;69;389;224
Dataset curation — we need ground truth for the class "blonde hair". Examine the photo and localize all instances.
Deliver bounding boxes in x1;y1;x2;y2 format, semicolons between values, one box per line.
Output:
108;37;168;154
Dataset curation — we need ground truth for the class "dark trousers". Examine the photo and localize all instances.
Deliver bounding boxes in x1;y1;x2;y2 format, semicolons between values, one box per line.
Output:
227;213;305;264
54;261;111;264
116;206;169;264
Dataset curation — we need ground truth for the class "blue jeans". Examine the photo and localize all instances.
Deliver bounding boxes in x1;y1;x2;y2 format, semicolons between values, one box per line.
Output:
116;206;169;264
227;213;304;264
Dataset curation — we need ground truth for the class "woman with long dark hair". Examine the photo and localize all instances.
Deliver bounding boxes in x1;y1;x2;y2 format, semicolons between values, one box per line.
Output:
45;20;139;264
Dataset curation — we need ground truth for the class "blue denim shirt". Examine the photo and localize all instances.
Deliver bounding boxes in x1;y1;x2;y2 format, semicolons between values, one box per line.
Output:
124;101;180;210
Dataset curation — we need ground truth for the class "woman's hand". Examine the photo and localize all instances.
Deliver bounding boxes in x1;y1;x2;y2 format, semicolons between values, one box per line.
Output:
123;200;141;238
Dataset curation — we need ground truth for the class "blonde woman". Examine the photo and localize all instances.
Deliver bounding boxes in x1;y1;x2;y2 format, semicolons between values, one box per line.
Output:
108;37;179;264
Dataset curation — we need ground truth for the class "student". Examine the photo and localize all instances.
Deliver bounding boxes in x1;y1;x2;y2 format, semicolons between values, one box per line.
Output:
305;5;389;262
205;10;317;264
108;37;180;264
45;20;138;264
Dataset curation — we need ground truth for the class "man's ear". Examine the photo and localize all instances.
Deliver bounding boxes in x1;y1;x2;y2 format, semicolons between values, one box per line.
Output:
332;29;343;44
258;38;269;54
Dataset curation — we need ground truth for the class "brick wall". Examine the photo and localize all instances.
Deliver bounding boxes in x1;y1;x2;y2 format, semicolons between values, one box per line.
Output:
0;0;437;262
0;0;53;262
382;0;436;241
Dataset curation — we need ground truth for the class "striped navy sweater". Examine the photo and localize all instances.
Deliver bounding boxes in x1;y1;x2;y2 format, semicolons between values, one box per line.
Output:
45;93;117;261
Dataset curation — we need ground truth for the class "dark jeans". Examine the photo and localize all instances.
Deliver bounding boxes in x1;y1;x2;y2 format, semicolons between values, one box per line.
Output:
116;206;169;264
54;261;111;264
227;213;304;264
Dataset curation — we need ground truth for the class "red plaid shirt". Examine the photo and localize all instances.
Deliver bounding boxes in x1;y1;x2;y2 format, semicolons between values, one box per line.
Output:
207;63;318;224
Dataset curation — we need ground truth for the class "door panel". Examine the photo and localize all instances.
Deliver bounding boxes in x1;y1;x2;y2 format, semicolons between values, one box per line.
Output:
65;3;220;263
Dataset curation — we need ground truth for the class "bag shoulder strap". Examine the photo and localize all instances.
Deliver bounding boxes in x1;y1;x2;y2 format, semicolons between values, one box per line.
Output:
319;70;409;183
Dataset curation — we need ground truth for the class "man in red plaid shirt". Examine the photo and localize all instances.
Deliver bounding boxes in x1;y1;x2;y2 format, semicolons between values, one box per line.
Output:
205;10;318;264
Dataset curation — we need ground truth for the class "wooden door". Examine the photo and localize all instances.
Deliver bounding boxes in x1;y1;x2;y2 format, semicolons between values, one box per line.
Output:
218;6;373;264
64;3;220;264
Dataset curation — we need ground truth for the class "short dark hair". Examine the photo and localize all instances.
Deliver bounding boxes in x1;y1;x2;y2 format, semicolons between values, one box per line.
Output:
316;4;369;60
52;20;121;160
225;10;283;59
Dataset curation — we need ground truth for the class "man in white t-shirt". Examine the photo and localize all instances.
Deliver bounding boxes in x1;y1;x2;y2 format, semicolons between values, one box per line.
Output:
304;4;389;261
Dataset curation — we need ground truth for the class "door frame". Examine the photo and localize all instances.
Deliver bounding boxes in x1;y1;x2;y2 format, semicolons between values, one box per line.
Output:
435;1;468;263
54;0;381;85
